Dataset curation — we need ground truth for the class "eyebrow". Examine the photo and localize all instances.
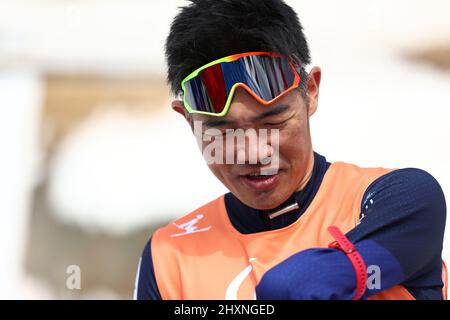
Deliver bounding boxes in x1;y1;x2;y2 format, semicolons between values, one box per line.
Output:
203;118;236;128
202;104;290;127
252;104;291;121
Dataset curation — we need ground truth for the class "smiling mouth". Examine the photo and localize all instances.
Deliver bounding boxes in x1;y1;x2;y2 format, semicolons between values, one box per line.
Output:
240;170;281;191
244;172;277;179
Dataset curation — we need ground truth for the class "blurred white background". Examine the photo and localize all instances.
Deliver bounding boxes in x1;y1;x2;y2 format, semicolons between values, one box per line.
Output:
0;0;449;299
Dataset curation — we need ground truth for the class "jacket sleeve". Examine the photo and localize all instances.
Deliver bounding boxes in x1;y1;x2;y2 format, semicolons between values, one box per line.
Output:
256;168;446;300
134;237;162;300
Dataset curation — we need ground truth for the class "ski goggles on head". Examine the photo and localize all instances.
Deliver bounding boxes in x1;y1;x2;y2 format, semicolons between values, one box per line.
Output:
180;51;301;117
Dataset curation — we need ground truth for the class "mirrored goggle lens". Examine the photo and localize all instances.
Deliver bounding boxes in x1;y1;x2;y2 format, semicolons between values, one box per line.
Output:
184;55;296;114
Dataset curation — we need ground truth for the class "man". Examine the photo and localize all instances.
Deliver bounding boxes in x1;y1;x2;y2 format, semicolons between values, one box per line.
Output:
135;0;447;300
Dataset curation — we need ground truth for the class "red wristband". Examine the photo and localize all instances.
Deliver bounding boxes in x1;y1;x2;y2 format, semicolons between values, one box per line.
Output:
328;225;367;300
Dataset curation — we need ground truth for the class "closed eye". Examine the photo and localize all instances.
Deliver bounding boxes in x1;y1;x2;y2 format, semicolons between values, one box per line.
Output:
265;120;288;126
264;115;293;126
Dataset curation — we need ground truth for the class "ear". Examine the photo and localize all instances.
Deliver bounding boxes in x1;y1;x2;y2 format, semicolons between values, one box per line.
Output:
306;66;322;117
171;100;191;123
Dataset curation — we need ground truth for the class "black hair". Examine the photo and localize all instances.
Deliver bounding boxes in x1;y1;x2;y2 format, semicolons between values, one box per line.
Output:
165;0;311;96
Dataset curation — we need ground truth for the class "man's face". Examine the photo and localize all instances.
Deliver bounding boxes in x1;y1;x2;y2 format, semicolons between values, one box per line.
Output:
173;67;321;210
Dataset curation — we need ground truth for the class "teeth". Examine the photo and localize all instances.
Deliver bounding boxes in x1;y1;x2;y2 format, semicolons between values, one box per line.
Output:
246;169;279;176
260;168;279;176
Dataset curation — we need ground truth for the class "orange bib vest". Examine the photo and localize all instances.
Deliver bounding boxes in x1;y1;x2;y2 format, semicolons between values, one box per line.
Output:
151;161;447;300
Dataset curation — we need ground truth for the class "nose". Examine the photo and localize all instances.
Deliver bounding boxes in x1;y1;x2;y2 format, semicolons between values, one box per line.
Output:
238;140;274;165
234;131;276;165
